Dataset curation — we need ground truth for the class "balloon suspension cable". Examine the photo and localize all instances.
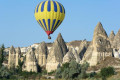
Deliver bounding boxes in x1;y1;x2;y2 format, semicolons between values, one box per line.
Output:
48;35;51;39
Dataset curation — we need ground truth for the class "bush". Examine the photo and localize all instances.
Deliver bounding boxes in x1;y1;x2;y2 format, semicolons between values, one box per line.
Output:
48;70;55;75
55;68;62;78
88;72;96;78
55;60;89;79
100;67;115;79
42;69;47;75
61;62;69;71
78;62;89;79
0;66;10;79
0;44;5;68
55;62;70;79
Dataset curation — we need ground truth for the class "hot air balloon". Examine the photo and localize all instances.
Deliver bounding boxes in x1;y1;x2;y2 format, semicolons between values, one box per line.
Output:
34;0;65;39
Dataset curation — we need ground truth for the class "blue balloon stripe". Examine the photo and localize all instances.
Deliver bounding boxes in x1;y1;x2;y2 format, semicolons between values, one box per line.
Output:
47;1;51;12
61;4;65;14
63;6;65;14
51;19;56;31
54;20;62;31
54;20;60;31
38;20;46;31
41;1;46;12
58;21;62;27
39;20;43;27
36;3;40;13
58;2;62;13
42;19;47;30
64;7;65;14
54;21;61;31
48;19;50;31
53;1;57;12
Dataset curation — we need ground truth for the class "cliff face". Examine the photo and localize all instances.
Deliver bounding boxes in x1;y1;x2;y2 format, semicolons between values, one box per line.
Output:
82;22;113;66
46;33;68;72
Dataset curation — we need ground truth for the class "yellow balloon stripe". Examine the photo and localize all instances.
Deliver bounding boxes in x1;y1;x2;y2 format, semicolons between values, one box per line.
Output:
44;1;48;31
52;1;60;31
50;1;54;31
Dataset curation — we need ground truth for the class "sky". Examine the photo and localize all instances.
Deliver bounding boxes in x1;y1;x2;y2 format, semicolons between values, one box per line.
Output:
0;0;120;48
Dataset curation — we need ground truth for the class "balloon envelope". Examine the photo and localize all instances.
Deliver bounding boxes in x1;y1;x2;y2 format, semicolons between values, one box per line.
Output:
34;0;65;38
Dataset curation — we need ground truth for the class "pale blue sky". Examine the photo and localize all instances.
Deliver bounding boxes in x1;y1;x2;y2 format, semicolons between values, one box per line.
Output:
0;0;120;47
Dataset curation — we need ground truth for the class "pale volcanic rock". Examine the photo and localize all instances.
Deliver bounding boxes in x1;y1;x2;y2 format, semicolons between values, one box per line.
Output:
8;46;16;68
35;41;48;66
46;33;68;72
8;46;21;68
63;47;81;63
15;47;21;67
82;22;112;66
22;48;38;72
109;31;115;47
78;40;89;59
113;29;120;49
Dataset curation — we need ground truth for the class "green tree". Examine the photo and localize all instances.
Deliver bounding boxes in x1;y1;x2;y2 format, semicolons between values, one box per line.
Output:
0;66;10;79
55;62;70;79
0;44;5;68
100;67;115;80
55;60;89;79
78;62;89;79
17;59;24;73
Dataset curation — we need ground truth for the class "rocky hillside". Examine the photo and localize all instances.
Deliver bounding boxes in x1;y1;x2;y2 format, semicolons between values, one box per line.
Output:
4;22;120;73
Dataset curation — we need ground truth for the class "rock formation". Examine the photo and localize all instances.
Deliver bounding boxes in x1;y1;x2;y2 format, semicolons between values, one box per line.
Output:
8;46;16;68
78;40;89;59
112;29;120;49
109;31;115;47
46;33;68;72
82;22;113;66
15;47;21;67
71;48;81;63
63;47;80;63
35;42;48;66
22;48;38;72
63;50;76;63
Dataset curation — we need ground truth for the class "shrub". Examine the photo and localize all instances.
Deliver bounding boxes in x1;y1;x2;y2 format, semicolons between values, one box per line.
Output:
48;70;55;75
17;59;24;73
88;72;96;78
0;66;10;79
0;44;5;68
55;68;62;78
61;62;69;71
55;60;89;79
55;62;70;79
78;62;89;79
100;67;115;79
62;68;70;79
42;69;47;75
